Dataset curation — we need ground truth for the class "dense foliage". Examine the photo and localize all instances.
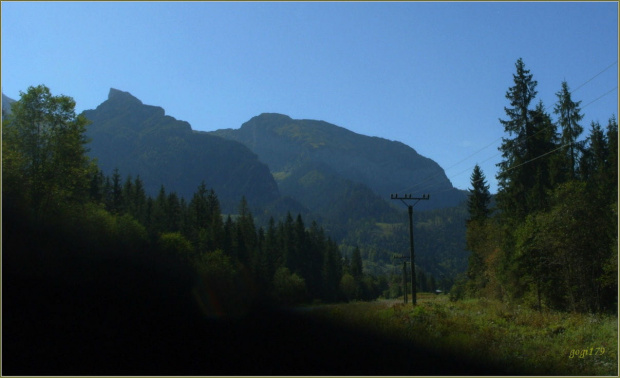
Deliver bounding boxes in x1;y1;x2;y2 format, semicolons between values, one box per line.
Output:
462;59;618;314
2;85;98;226
3;85;384;315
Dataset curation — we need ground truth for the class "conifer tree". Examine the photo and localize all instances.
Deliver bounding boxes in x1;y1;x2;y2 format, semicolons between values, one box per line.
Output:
465;165;492;296
222;215;235;258
605;115;618;203
554;81;584;180
166;192;182;232
132;176;147;224
467;164;491;222
110;168;123;214
579;121;607;184
322;237;343;302
528;100;560;211
236;196;257;265
187;182;223;253
149;185;169;237
122;175;134;215
261;217;281;293
89;169;106;204
350;246;363;279
496;58;539;221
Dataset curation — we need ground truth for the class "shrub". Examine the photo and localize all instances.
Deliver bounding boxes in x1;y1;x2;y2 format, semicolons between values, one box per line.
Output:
273;267;307;305
192;249;249;317
158;232;194;260
339;273;357;301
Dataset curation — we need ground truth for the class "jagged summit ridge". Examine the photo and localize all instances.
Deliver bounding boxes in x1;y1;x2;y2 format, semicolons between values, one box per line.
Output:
108;88;143;104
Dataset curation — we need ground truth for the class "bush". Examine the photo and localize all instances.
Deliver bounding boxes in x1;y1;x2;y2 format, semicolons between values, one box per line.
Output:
339;273;358;301
449;274;468;302
158;232;194;260
115;213;148;249
272;267;307;305
192;249;250;317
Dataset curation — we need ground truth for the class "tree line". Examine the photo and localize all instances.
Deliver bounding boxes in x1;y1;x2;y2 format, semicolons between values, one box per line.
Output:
88;169;388;305
461;59;617;313
2;84;385;315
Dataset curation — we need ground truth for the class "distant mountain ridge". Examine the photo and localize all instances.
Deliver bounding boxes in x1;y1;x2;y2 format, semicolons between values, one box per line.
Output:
82;89;280;211
210;113;466;210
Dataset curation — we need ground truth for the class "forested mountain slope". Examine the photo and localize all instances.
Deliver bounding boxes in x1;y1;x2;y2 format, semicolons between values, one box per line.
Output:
210;113;467;210
82;89;280;211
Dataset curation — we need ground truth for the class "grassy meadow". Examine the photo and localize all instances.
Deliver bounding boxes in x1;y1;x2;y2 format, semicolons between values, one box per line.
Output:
305;293;618;376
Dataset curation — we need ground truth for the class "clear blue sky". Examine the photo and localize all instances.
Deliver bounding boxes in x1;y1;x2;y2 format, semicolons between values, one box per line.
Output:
2;1;618;193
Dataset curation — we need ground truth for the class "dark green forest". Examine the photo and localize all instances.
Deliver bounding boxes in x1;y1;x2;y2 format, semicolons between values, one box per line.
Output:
2;85;385;316
459;58;618;314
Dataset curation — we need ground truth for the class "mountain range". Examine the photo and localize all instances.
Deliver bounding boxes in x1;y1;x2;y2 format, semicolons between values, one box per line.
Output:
2;89;470;277
209;113;466;212
2;89;466;212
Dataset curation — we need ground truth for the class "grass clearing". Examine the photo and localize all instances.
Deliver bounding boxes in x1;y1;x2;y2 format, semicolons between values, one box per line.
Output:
306;294;618;375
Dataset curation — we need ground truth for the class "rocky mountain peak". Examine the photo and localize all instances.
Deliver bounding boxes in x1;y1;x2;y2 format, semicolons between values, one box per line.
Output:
108;88;143;104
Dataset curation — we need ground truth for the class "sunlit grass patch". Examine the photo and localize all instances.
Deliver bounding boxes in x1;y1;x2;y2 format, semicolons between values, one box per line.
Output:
306;296;618;375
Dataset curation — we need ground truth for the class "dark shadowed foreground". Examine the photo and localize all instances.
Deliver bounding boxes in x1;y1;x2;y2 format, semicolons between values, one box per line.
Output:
3;220;511;376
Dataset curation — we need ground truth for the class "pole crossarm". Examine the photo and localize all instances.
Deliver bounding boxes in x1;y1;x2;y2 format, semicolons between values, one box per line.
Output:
390;193;430;306
390;193;430;205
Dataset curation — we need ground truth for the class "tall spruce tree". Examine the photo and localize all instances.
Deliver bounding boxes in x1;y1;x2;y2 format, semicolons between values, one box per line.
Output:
605;115;618;203
465;164;492;296
236;196;257;265
496;58;539;221
554;81;584;180
467;164;491;222
579;121;607;185
110;168;123;214
527;100;560;211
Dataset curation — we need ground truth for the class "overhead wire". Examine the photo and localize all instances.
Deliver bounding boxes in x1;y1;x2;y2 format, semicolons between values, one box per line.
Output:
447;85;617;192
428;85;617;194
571;61;618;94
405;62;618;195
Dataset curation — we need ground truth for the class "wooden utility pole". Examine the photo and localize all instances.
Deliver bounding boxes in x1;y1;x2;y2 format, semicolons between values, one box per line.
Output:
393;254;409;304
390;193;430;306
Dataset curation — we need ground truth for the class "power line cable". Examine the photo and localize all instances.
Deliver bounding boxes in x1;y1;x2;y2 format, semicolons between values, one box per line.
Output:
581;86;618;110
406;65;618;195
571;61;618;94
453;61;616;169
435;84;616;194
